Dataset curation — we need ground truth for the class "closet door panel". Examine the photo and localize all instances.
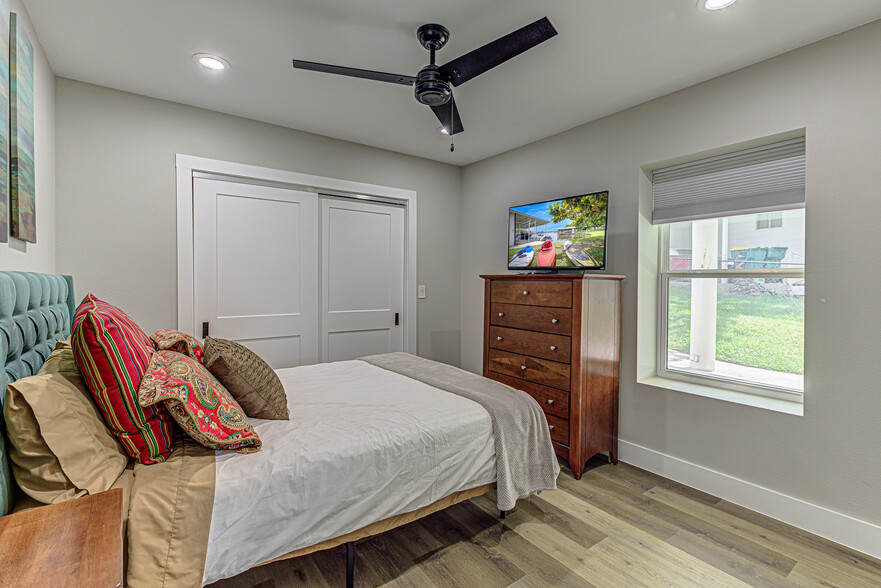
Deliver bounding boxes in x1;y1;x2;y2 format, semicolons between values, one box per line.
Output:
321;198;405;362
327;329;391;363
194;178;319;367
215;194;302;318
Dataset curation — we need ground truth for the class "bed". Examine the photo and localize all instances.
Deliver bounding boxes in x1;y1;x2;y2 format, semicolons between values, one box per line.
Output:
0;272;559;587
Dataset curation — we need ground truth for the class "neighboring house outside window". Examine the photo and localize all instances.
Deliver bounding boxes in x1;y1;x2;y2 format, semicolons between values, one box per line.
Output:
652;138;805;403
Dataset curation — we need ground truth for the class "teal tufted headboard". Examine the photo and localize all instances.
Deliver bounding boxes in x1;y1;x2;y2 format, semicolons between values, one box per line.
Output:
0;272;76;515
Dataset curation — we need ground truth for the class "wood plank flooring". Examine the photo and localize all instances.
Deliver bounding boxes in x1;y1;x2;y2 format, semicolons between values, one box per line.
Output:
210;458;881;587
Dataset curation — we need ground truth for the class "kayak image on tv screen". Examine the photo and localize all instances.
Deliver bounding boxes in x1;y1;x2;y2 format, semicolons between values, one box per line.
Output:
508;191;608;270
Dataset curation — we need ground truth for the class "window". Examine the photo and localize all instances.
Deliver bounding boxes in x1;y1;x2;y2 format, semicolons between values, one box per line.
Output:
756;212;783;230
652;138;805;402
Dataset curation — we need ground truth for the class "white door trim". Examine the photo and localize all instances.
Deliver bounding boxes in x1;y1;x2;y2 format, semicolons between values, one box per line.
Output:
176;154;418;355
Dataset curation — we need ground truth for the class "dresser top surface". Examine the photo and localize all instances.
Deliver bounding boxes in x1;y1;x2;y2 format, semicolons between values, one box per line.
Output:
480;273;625;281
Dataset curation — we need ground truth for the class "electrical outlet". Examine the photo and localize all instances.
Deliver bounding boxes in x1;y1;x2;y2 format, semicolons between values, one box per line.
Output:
418;285;426;299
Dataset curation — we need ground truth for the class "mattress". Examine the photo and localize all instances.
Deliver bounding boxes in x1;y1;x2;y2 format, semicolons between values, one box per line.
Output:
202;359;497;584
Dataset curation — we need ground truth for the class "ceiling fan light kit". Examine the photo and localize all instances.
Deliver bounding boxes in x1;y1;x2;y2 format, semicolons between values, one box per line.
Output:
292;16;558;145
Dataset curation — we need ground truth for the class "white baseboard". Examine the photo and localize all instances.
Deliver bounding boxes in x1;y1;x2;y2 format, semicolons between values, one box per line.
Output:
618;440;881;560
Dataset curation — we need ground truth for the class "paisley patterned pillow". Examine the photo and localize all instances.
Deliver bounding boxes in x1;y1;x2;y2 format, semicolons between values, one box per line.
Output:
150;329;205;363
138;350;261;454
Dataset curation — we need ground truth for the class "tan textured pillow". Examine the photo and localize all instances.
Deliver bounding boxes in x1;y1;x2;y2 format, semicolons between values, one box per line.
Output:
203;337;289;420
3;346;129;504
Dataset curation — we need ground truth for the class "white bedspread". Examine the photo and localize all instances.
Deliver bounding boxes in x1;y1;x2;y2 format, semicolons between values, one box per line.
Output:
202;360;496;585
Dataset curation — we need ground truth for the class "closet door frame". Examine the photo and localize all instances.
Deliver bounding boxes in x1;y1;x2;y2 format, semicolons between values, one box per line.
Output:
175;154;418;355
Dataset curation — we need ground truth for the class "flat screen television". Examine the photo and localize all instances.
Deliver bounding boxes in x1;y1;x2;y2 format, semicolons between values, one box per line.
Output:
508;191;608;271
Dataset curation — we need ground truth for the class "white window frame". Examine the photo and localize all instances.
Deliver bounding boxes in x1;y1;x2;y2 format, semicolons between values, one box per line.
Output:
656;223;804;403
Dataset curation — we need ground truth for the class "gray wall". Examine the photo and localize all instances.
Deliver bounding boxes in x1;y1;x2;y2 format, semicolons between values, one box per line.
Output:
460;20;881;525
55;79;462;366
0;0;55;272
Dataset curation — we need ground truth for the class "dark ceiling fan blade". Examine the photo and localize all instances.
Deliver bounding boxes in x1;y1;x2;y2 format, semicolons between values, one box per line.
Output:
292;59;417;86
430;94;464;135
437;17;557;87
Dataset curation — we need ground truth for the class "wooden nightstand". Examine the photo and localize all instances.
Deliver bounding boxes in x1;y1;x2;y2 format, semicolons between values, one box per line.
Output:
0;488;124;587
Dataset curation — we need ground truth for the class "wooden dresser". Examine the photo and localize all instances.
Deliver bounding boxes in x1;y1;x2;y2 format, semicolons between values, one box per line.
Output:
481;274;624;479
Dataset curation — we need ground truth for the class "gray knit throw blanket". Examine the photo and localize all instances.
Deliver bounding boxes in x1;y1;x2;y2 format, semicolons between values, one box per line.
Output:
359;352;560;511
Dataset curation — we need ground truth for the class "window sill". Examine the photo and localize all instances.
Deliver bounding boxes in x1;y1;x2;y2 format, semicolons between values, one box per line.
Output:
637;375;804;416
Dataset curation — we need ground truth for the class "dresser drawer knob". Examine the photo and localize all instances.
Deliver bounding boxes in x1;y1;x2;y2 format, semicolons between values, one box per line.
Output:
522;290;529;295
551;318;558;324
520;365;527;371
498;312;504;317
497;336;503;341
550;345;557;351
548;425;555;431
547;399;554;405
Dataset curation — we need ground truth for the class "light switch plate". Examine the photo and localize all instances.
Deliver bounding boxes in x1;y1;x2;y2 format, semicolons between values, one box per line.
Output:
418;285;426;299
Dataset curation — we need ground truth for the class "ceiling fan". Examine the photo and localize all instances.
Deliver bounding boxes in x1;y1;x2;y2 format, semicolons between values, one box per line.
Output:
292;17;557;139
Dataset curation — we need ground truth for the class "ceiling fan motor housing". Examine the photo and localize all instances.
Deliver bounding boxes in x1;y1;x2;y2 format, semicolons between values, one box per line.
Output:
415;65;451;106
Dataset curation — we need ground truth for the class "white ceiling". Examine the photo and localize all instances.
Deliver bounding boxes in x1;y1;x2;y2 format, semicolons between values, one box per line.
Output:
23;0;881;166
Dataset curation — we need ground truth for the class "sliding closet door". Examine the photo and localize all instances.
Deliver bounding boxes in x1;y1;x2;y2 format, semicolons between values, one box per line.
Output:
193;178;319;368
321;197;405;362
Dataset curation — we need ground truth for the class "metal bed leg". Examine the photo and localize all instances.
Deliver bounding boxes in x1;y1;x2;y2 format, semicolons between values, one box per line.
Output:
500;509;506;520
346;541;354;588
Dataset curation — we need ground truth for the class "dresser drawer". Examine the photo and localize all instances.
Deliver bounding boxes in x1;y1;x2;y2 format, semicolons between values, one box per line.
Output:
487;349;571;391
487;371;570;420
490;326;571;363
490;303;572;335
490;280;572;308
546;413;570;445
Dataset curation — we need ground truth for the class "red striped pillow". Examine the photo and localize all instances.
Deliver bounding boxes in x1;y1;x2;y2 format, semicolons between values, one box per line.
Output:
72;294;174;464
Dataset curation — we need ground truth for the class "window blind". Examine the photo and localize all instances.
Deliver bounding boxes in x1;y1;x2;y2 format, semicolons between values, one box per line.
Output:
652;138;805;224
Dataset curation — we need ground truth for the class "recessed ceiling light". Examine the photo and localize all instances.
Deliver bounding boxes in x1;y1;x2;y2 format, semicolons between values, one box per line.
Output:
193;53;229;71
702;0;738;10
